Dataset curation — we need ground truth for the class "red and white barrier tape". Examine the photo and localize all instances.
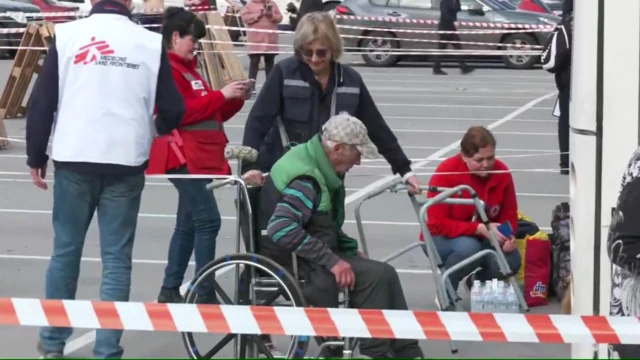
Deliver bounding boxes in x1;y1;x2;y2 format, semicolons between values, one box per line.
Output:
203;37;542;50
0;46;542;56
334;14;556;31
0;45;540;55
0;297;634;344
336;24;550;35
1;5;217;18
0;6;554;34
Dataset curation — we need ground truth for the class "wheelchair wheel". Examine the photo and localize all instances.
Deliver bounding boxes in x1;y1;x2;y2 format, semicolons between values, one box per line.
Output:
182;253;310;359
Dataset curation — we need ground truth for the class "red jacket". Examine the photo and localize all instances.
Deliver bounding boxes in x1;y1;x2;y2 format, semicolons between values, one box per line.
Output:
420;153;518;240
146;52;244;175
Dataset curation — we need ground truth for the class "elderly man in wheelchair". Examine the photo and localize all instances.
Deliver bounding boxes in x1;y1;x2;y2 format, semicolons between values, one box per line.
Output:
254;113;424;359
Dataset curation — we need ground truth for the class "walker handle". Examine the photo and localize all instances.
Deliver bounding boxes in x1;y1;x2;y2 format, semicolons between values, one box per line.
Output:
225;146;258;162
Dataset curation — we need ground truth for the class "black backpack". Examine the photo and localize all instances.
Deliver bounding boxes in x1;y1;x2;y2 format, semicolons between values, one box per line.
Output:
549;202;571;300
541;23;571;74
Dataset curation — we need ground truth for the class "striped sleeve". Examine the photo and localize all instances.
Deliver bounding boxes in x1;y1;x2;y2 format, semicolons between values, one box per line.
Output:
266;179;341;269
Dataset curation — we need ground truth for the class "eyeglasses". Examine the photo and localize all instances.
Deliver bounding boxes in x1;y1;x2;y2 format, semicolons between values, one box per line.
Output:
301;47;329;59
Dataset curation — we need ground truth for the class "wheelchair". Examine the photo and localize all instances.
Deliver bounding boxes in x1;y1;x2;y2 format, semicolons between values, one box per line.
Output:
179;146;361;359
353;178;530;354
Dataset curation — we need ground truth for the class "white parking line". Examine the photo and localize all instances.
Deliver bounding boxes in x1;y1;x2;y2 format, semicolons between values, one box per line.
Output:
0;147;559;160
401;146;557;152
242;100;553;110
359;93;546;100
355;72;555;80
0;178;569;198
343;92;557;205
3;126;559;135
0;253;435;275
0;114;558;124
0;209;554;231
353;78;555;87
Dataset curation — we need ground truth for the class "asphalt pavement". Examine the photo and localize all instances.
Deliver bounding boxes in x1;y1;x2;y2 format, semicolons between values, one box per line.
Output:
0;35;569;358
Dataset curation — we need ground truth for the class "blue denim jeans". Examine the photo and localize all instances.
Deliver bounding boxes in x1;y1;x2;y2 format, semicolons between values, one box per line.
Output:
39;168;145;359
426;236;522;291
161;167;221;295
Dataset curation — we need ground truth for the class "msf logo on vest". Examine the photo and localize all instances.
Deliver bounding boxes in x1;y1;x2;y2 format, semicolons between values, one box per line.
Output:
74;37;140;70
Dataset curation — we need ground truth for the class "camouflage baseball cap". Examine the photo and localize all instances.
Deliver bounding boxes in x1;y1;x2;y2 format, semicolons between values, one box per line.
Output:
321;112;380;159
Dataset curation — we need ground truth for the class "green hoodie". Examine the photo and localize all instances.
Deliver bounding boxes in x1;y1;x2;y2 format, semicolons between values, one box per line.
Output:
269;134;359;256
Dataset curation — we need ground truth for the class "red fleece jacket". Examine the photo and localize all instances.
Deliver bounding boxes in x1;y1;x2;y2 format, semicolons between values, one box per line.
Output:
420;153;519;240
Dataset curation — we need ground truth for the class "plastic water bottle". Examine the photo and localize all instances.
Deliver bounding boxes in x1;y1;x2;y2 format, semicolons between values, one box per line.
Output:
483;282;495;312
470;280;483;312
491;279;502;312
496;280;507;312
507;286;520;313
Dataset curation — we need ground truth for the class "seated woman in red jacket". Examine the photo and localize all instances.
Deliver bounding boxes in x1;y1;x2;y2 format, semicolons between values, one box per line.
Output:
147;7;251;304
422;126;522;306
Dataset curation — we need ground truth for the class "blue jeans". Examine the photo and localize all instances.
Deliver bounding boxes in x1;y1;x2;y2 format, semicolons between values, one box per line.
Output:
39;168;145;359
161;167;221;295
427;236;522;291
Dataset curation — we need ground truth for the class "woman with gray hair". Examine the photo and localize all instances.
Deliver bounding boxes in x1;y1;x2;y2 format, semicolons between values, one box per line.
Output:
240;11;421;193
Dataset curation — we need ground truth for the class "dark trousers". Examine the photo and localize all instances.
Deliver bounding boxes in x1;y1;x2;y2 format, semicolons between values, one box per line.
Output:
39;168;145;359
302;255;423;358
610;345;640;359
161;167;222;296
558;89;570;169
433;28;467;70
425;236;522;291
248;54;276;82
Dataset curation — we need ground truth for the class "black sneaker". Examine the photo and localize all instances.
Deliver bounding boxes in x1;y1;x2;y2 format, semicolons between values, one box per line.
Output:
560;165;569;175
37;341;65;359
258;334;283;357
433;68;447;75
157;287;184;304
195;293;220;305
461;66;475;75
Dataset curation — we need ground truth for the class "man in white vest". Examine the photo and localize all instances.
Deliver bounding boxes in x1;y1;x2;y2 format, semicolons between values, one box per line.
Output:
25;0;185;357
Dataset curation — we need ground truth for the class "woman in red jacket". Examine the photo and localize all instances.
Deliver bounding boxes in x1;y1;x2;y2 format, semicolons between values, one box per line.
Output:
422;126;522;306
147;8;251;304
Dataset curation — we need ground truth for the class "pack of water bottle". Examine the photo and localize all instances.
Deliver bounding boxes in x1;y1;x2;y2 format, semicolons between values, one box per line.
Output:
470;278;520;313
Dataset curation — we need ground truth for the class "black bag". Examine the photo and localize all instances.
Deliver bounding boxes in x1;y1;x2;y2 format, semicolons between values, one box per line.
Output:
541;23;571;74
550;202;571;300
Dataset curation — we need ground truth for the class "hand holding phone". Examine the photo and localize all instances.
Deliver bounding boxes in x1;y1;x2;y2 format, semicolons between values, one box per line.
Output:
496;221;513;239
243;79;255;99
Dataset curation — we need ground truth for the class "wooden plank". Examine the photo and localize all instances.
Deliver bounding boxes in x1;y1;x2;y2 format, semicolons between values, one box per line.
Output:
0;23;37;120
205;11;246;82
197;12;226;90
0;108;7;148
7;25;45;118
196;11;246;90
0;22;55;150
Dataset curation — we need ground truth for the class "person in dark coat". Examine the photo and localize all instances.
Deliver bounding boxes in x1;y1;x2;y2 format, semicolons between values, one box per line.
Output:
240;11;422;193
433;0;474;75
541;14;572;174
607;147;640;359
562;0;573;20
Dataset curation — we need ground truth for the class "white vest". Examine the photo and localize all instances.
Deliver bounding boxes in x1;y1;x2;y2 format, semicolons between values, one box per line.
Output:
51;14;162;166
